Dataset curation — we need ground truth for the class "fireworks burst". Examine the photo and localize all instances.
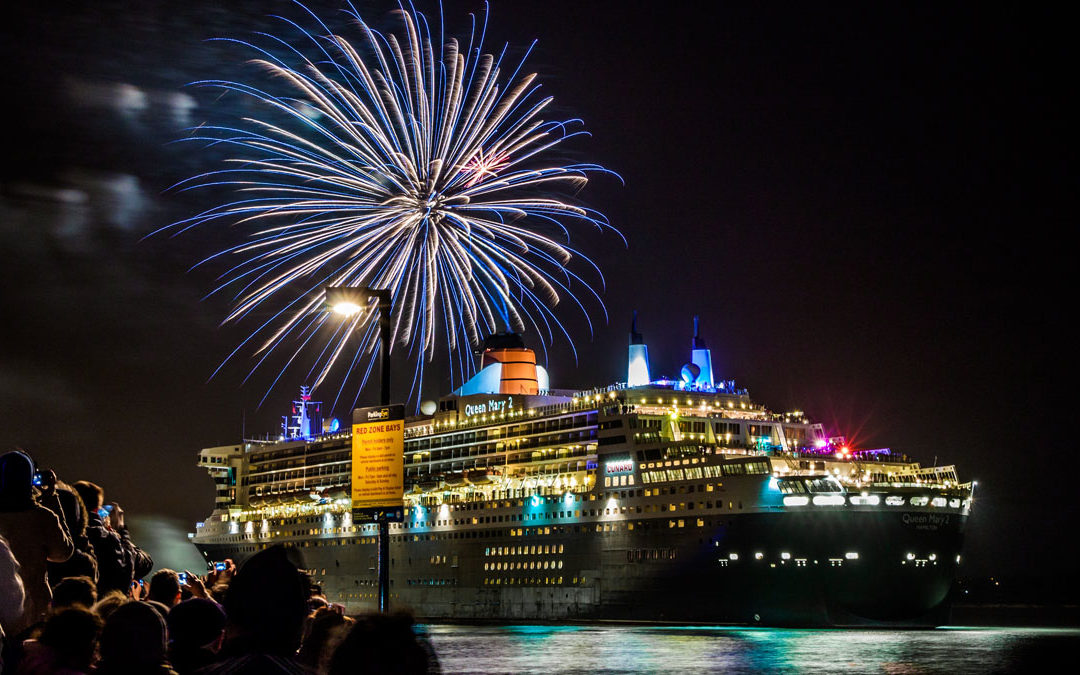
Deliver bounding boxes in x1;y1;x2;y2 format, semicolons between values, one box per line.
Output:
159;2;620;409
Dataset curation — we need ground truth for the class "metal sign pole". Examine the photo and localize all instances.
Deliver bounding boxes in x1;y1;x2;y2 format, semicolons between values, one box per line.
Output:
332;285;401;615
376;289;391;614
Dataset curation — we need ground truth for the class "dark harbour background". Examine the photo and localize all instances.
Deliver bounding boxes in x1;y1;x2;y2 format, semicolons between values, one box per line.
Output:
419;625;1080;674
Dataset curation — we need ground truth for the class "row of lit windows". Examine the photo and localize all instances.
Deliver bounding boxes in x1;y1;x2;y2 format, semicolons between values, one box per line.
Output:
625;548;678;562
410;489;645;515
337;592;399;601
216;513;747;547
485;544;565;556
411;493;599;512
411;435;595;465
485;560;564;571
241;516;736;544
483;576;577;586
405;490;741;529
406;413;598;452
645;483;722;496
248;449;349;476
720;551;860;564
249;440;348;467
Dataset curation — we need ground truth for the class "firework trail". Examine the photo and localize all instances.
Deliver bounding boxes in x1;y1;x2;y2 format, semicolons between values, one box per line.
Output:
159;1;620;409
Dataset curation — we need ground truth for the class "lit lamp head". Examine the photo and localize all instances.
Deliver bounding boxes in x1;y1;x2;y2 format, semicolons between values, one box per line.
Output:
325;286;370;317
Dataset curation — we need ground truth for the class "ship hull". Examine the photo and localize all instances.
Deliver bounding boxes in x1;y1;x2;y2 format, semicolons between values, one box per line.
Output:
196;509;965;627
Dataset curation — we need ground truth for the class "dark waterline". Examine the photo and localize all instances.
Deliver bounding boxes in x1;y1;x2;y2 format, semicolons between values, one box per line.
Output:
420;625;1080;674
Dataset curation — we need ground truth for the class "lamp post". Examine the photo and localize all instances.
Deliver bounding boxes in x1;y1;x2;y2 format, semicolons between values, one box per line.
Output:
325;285;394;613
325;286;391;407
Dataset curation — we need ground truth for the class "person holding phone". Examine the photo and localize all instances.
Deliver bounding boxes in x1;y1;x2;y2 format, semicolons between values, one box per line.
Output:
71;481;153;596
0;451;73;635
36;469;99;587
205;559;236;601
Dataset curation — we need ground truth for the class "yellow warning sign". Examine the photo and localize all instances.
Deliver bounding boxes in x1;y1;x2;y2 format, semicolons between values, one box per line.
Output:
351;404;404;520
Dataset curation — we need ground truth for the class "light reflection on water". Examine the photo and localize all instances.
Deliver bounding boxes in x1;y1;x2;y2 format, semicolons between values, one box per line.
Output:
420;625;1080;674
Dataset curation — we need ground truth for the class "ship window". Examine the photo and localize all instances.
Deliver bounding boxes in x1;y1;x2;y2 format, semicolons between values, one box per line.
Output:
806;477;842;493
777;480;808;495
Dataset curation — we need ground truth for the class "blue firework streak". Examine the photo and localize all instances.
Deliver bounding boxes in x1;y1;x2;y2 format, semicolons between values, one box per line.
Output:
159;1;620;409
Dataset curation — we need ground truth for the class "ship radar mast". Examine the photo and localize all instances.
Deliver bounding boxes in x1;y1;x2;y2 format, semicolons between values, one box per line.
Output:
282;386;323;440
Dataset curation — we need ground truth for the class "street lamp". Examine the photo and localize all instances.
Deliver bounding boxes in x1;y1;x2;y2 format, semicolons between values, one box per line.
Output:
325;285;394;613
325;285;392;407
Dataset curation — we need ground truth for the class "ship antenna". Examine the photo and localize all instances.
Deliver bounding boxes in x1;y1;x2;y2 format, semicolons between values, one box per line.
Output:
630;310;644;345
692;315;703;349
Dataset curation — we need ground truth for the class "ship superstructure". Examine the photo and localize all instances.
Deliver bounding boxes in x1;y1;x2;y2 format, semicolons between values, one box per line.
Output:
193;319;972;626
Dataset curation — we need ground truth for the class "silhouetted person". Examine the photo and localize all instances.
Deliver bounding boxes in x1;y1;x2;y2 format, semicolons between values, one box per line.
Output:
197;545;314;674
149;569;183;607
19;606;102;675
1;533;25;674
37;470;98;586
91;591;128;622
297;607;352;673
143;599;172;626
328;613;435;675
51;575;97;610
202;558;235;604
0;451;73;634
71;481;152;596
167;598;226;674
96;600;177;675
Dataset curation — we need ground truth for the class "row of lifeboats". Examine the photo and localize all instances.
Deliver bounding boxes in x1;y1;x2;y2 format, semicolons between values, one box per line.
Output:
247;484;348;507
245;468;504;507
412;469;498;491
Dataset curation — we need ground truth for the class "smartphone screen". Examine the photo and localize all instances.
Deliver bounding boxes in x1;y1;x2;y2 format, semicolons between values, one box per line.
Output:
98;508;109;520
215;562;227;571
32;472;43;487
178;572;188;584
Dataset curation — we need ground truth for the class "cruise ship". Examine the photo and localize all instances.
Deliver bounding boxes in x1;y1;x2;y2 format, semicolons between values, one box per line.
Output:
191;318;972;626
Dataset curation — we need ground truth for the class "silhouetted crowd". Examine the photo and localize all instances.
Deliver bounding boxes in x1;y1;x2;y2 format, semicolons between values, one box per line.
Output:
1;451;438;675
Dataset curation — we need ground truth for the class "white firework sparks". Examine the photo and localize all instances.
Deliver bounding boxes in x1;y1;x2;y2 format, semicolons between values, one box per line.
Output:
159;2;620;408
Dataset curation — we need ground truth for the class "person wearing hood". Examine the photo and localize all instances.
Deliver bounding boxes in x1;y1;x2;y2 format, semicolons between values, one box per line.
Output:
0;450;73;635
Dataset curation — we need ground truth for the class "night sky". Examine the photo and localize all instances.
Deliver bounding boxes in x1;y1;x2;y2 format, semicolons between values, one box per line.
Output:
1;1;1071;581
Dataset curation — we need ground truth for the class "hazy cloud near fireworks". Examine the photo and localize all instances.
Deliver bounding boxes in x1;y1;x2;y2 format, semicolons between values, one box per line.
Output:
0;365;85;416
66;78;199;129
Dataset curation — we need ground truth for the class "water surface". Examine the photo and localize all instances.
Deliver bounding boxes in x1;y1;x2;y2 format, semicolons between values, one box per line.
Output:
421;625;1079;674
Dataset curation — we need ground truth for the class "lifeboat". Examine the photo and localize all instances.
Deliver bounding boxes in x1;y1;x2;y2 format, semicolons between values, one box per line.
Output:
466;469;496;484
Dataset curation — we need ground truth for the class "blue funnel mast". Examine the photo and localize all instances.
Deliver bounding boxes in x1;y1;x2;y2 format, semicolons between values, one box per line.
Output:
627;311;651;386
690;316;715;388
